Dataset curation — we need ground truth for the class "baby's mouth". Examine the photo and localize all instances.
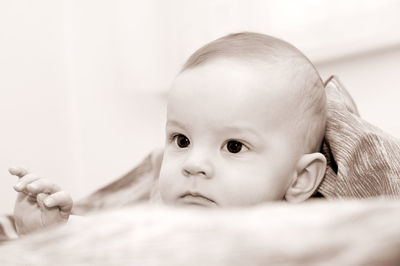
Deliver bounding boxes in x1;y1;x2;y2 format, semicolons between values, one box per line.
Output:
179;192;217;207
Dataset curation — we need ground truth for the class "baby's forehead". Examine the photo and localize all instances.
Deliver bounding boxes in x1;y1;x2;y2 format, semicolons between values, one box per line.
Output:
170;60;300;116
174;57;301;97
172;58;318;127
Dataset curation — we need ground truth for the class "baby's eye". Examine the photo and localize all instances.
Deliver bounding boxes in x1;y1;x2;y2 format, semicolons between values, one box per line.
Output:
173;134;190;148
224;140;248;154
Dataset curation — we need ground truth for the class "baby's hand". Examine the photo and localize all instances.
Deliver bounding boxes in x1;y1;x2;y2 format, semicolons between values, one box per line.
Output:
9;166;73;236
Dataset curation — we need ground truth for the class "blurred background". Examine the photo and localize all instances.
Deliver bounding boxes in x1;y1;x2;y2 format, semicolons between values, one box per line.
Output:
1;0;400;214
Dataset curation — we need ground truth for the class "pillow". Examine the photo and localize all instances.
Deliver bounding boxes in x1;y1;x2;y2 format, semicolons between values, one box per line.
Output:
318;76;400;198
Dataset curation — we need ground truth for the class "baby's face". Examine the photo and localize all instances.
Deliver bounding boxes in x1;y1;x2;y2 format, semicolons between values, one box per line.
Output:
159;59;301;207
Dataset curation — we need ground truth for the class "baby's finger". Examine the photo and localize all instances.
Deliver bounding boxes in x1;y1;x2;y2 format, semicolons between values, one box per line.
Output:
8;166;29;178
13;173;40;192
26;178;61;195
36;193;48;210
45;191;73;214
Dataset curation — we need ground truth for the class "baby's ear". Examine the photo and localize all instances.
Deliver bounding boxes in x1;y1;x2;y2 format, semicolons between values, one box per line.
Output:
285;153;327;203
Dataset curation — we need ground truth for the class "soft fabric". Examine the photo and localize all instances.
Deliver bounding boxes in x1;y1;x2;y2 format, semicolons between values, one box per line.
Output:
319;76;400;198
1;199;400;265
72;150;163;215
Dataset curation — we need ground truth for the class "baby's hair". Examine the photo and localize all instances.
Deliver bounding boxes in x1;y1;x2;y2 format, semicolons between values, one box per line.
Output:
181;32;326;153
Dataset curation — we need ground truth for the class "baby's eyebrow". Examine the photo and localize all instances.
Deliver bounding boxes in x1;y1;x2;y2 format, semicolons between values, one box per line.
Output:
166;120;187;130
221;126;261;138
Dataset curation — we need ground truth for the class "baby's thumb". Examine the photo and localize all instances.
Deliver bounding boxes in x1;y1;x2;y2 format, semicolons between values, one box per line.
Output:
37;193;48;211
37;193;65;227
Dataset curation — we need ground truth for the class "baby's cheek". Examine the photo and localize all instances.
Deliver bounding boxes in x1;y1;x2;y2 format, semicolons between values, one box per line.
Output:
218;172;273;206
158;170;179;204
213;179;249;206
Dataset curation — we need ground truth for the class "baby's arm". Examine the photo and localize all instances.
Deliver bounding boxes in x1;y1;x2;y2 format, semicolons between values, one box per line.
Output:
9;166;73;236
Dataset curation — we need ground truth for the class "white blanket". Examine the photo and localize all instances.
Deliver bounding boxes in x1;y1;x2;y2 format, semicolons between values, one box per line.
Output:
1;199;399;266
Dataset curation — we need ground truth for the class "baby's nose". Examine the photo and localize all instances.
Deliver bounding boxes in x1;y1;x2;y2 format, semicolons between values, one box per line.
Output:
182;150;213;178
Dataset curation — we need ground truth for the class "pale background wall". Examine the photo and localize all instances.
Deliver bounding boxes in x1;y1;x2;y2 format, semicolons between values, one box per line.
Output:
1;0;399;214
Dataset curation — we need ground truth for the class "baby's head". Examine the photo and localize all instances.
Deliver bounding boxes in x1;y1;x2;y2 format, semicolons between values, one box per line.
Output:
158;32;327;207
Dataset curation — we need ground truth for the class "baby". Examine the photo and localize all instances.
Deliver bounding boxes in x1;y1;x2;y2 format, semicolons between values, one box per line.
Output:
9;32;327;234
